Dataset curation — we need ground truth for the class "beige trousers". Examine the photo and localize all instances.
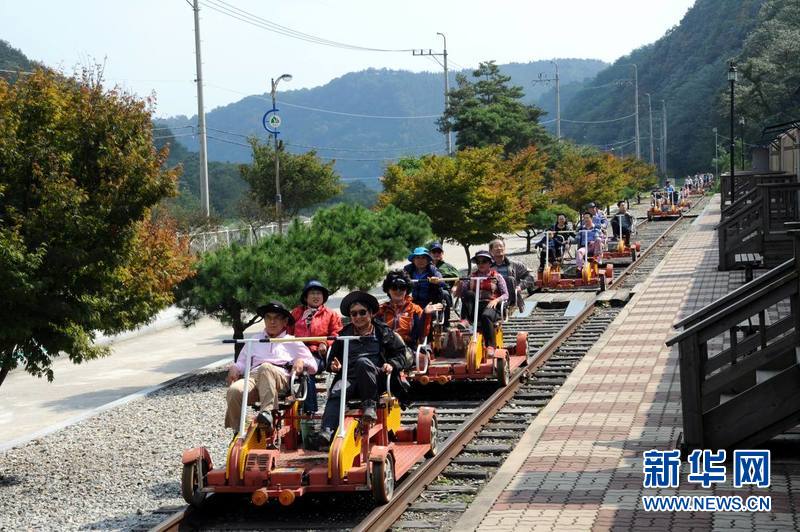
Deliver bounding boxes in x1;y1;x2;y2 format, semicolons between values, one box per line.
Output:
224;363;289;429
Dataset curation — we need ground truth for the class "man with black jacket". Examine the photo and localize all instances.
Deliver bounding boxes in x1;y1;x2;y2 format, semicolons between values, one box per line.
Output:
610;201;635;246
310;291;409;450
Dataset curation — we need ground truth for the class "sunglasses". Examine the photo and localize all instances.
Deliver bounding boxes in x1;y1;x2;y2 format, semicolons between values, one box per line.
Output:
349;309;369;317
475;259;492;264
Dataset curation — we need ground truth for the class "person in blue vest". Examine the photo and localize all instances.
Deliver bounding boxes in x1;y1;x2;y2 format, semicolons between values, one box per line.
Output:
403;247;446;309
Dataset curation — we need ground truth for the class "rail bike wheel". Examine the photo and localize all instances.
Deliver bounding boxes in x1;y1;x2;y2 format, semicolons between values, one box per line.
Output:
181;459;209;507
371;454;396;504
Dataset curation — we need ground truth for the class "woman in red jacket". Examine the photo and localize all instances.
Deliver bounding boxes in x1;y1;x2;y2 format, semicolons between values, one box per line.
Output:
290;280;343;413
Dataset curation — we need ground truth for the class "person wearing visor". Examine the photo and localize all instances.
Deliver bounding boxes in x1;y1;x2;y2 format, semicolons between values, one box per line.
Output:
289;280;343;414
377;270;440;349
224;301;317;433
403;247;446;309
310;291;409;450
455;250;508;357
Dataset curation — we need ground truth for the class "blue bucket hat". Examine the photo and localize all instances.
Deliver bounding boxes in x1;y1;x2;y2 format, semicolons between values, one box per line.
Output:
407;246;433;262
301;280;330;304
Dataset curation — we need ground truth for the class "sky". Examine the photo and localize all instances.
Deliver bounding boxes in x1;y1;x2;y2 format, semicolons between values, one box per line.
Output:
1;0;695;119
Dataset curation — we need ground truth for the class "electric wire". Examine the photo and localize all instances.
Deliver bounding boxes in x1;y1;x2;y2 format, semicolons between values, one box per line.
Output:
201;0;414;53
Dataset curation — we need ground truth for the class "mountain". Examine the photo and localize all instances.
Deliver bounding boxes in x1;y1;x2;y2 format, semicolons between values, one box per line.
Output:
158;59;608;185
561;0;766;177
0;39;38;80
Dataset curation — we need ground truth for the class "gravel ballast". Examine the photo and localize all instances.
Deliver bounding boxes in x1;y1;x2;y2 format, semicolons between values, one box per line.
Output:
0;369;230;531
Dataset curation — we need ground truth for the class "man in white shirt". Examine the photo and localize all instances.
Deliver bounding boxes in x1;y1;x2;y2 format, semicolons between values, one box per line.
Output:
224;301;317;432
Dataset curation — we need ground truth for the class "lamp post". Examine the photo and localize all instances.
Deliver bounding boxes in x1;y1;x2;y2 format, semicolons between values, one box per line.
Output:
271;73;292;233
712;127;719;179
728;61;737;205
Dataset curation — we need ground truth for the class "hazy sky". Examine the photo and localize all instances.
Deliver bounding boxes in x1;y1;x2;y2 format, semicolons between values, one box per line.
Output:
2;0;695;118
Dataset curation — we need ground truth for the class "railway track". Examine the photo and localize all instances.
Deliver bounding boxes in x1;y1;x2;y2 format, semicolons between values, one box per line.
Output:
149;195;710;532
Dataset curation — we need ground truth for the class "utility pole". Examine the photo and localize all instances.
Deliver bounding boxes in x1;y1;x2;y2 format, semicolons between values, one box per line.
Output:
713;127;719;178
633;64;640;160
270;74;292;233
646;93;654;165
661;100;667;175
413;36;452;155
192;0;210;217
437;33;452;155
532;60;560;139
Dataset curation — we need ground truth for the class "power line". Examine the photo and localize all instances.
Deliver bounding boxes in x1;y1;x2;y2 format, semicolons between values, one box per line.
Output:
561;113;636;125
201;0;414;53
153;132;197;140
206;127;441;152
205;83;440;119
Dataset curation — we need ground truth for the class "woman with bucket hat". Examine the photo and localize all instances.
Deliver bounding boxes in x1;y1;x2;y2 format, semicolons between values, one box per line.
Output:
289;280;343;414
309;290;409;450
455;250;509;357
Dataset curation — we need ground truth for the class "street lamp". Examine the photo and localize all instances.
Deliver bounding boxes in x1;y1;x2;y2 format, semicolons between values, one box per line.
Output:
271;73;292;233
727;61;737;205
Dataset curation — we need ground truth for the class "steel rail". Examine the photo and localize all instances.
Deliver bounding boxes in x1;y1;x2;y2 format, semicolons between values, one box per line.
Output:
353;302;595;532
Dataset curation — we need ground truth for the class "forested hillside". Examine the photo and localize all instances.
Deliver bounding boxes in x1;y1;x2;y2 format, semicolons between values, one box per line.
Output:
562;0;765;177
158;59;607;184
0;39;37;79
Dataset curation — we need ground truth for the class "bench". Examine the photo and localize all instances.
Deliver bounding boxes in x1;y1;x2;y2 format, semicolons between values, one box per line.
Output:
733;252;763;283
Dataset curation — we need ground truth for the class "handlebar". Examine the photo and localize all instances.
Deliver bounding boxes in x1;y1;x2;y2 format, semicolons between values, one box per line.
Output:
289;372;308;402
223;335;373;344
415;344;430;374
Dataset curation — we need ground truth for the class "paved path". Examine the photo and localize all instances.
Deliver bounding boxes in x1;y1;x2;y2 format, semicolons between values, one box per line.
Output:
457;195;799;531
0;317;232;449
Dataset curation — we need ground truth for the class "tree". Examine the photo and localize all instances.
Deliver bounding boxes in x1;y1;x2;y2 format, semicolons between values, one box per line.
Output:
0;69;194;387
735;0;800;132
381;146;531;269
438;61;550;154
240;138;343;219
549;143;629;212
176;203;431;358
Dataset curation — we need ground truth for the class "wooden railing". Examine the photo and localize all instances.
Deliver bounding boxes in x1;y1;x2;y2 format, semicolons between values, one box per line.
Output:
720;171;796;211
718;181;800;270
667;224;800;451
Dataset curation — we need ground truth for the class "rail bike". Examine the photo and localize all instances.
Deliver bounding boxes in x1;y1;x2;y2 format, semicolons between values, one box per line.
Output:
181;337;436;508
601;214;641;265
535;231;613;292
410;276;528;387
647;190;684;220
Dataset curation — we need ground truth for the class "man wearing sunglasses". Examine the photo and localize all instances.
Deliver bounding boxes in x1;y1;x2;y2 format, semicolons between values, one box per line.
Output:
310;291;409;450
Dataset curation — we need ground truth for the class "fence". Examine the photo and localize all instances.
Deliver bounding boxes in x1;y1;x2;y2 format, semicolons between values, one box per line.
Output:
180;219;311;254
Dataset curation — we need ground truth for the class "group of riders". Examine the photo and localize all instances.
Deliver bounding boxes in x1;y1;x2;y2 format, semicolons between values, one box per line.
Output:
535;201;635;273
223;239;537;451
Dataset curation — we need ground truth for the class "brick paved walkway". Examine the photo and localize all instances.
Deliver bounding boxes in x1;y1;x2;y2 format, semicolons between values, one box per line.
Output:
457;195;800;531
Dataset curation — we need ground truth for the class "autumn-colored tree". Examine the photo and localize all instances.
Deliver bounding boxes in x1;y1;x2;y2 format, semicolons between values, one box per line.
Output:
550;144;628;213
620;157;658;199
381;146;531;269
240;138;343;219
0;69;193;387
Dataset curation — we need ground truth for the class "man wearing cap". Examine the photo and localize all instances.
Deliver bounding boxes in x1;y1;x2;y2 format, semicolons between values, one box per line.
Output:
429;241;460;282
224;301;317;432
310;291;409;450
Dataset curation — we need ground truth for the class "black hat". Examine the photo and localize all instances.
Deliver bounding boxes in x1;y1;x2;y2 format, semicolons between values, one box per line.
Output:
429;241;444;252
471;250;493;263
301;280;330;304
586;202;597;209
382;270;411;294
256;301;295;326
340;291;380;315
